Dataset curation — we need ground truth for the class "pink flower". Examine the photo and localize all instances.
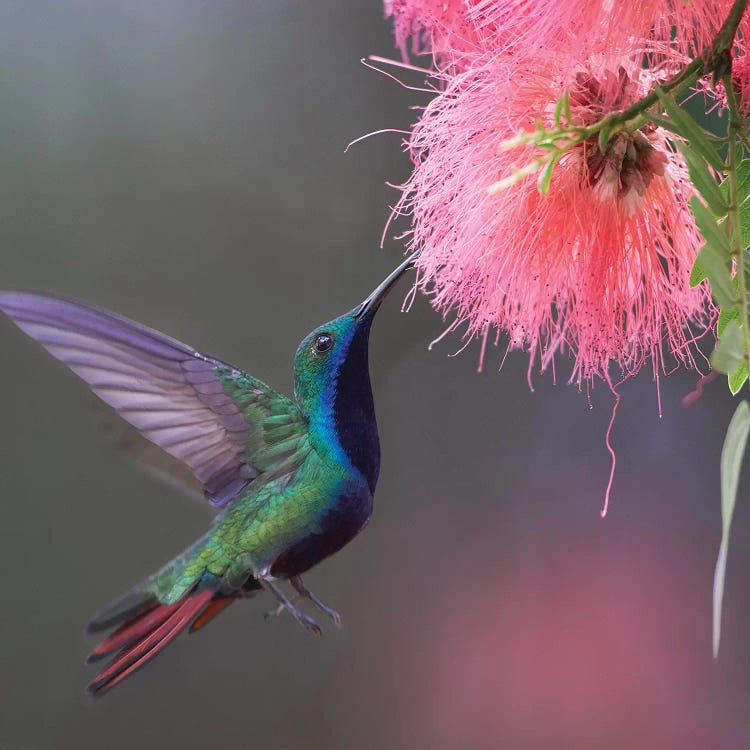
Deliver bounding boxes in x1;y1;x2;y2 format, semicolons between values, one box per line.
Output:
386;0;738;73
395;53;711;384
693;31;750;119
384;0;485;65
732;53;750;116
468;0;734;64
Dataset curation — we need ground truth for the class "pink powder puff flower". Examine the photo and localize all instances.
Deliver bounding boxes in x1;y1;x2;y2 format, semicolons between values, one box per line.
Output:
384;0;485;66
731;52;750;116
395;53;712;385
692;14;750;120
468;0;738;65
386;0;742;74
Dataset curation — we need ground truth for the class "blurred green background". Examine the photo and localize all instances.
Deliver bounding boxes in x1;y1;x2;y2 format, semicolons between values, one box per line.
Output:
1;2;750;748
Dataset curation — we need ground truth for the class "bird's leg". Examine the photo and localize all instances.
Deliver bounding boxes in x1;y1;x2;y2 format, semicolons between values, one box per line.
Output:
258;575;321;635
290;575;342;627
264;601;291;619
262;585;301;620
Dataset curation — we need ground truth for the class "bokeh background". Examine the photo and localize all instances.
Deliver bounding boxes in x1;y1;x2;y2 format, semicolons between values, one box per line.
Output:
1;2;750;748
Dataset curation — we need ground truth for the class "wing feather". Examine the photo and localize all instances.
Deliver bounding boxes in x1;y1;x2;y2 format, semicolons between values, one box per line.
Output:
0;291;306;507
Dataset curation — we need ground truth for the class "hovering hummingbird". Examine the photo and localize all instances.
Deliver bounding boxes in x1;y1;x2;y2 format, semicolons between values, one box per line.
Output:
0;252;416;696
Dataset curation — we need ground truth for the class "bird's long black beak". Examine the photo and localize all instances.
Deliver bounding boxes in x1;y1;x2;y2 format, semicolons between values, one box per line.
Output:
355;251;419;320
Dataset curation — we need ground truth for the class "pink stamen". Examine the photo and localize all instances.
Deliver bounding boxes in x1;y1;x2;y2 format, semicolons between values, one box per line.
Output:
682;371;719;407
601;376;621;518
345;129;411;154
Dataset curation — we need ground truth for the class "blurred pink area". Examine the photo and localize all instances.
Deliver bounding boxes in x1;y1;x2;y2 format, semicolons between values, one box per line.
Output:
391;530;746;748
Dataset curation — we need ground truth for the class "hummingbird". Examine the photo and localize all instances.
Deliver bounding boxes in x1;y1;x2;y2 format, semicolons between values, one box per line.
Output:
0;252;416;696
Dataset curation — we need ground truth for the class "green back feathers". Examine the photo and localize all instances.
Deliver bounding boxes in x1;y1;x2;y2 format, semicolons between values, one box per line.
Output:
216;367;310;477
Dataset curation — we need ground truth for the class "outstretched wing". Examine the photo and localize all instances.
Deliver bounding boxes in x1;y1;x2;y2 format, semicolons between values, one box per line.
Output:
0;291;307;507
93;399;206;502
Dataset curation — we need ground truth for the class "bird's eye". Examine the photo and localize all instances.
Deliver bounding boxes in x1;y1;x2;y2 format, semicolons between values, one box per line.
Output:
313;332;334;354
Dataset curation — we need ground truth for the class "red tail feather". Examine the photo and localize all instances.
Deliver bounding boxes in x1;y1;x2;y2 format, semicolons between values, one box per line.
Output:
87;602;180;662
189;596;234;633
88;589;214;697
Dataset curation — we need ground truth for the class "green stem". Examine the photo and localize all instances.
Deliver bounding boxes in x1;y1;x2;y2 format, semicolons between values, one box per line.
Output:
714;0;750;59
723;75;750;372
618;0;748;122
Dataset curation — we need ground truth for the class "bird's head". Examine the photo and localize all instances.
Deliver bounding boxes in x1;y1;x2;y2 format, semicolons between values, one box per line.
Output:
293;252;416;419
292;252;415;485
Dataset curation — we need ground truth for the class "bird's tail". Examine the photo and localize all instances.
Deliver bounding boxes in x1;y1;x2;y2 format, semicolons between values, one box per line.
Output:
84;529;265;696
85;532;235;697
86;582;225;697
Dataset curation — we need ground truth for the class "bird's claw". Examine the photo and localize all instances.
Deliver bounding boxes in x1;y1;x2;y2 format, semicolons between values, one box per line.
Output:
313;600;342;628
298;612;323;636
263;599;322;635
290;576;342;628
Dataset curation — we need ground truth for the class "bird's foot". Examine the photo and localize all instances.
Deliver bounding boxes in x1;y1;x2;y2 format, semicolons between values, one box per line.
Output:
259;575;322;636
291;609;323;636
269;600;322;635
291;575;342;628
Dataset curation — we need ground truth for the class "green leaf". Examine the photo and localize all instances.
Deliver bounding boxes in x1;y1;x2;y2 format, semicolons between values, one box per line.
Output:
692;243;735;308
537;154;560;194
690;196;732;257
719;158;750;205
554;91;569;127
714;400;750;657
737;159;750;200
740;202;750;250
689;253;709;287
654;87;725;172
562;91;571;124
718;305;742;337
729;361;749;395
718;161;750;248
677;142;727;217
711;320;745;374
648;111;725;143
598;122;613;154
646;112;682;136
